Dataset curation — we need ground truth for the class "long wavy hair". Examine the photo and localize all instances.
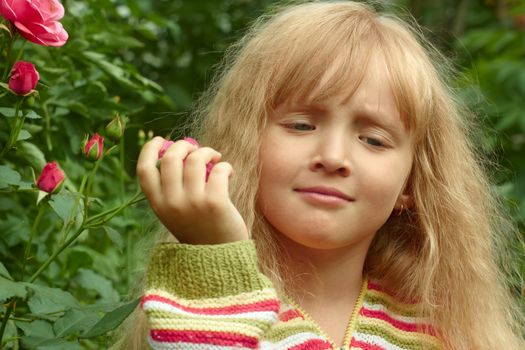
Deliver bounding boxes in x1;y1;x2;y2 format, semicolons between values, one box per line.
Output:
113;1;524;349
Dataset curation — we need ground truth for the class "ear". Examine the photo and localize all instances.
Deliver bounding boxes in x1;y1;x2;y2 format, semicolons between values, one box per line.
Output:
395;193;413;210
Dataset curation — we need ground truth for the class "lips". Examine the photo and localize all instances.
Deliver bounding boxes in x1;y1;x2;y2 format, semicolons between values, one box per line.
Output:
294;186;354;201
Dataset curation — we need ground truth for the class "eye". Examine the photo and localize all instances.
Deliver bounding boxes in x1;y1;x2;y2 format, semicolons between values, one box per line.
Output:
285;122;315;131
360;136;385;147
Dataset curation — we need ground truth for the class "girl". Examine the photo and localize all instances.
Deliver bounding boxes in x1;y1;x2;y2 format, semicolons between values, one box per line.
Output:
121;1;525;349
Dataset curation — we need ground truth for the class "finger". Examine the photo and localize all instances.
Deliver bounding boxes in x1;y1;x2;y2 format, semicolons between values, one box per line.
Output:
205;161;234;200
136;136;165;202
183;147;222;197
160;139;199;200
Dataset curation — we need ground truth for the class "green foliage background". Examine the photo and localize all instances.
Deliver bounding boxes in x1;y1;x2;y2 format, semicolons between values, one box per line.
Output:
0;0;523;348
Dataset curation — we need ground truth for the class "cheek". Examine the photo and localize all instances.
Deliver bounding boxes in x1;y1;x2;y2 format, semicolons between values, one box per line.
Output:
358;155;411;205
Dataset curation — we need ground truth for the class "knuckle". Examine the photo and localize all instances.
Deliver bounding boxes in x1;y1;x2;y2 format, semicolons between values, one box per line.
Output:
204;197;225;213
213;162;232;174
185;151;201;164
165;197;183;212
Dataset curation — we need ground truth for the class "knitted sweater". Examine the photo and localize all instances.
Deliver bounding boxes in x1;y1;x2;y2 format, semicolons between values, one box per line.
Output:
142;240;444;349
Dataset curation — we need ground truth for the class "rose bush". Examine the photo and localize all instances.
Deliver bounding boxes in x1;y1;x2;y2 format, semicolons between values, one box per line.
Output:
7;60;39;95
0;0;68;47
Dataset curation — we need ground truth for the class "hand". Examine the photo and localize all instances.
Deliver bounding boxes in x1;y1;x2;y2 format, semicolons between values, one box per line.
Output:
136;136;250;244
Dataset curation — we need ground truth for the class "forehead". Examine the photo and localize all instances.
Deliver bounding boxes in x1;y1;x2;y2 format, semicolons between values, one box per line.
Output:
276;54;403;126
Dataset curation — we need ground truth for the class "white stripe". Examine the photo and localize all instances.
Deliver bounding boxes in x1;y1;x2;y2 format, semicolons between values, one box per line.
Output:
362;301;425;324
143;300;278;323
148;337;250;350
260;332;326;349
352;332;408;350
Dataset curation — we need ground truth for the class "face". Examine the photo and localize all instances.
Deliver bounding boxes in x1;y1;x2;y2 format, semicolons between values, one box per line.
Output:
257;57;413;252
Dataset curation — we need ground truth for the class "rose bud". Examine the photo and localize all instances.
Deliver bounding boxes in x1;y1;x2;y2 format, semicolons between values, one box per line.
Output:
8;61;40;95
158;140;174;159
157;137;215;182
36;161;65;194
105;114;126;142
182;137;215;181
83;133;104;161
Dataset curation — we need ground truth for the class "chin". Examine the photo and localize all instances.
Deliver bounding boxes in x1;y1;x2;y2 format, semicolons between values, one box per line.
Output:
280;232;352;251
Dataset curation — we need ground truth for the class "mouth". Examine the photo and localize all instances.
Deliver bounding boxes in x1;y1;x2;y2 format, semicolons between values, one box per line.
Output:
294;187;354;202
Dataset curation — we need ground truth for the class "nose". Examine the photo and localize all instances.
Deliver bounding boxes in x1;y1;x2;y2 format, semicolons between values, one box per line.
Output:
309;131;351;176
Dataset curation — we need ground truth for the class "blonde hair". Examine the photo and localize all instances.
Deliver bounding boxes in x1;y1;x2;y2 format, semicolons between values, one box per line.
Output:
115;1;525;349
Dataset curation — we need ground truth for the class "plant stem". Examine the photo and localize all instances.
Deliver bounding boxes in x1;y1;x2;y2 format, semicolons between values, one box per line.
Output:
29;225;84;283
29;190;144;284
42;102;52;152
21;203;46;280
13;40;26;62
58;174;88;246
82;145;118;221
86;192;145;228
0;299;16;344
0;98;24;161
85;191;145;225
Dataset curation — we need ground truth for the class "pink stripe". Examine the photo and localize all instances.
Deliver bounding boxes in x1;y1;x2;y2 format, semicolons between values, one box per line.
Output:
350;339;386;350
279;309;303;322
142;294;279;315
288;338;332;350
150;329;258;348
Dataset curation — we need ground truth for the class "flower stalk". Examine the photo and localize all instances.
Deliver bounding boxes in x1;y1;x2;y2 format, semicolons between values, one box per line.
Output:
0;98;24;161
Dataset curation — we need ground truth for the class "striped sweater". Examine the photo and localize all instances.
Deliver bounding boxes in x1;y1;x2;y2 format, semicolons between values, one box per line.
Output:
142;240;444;349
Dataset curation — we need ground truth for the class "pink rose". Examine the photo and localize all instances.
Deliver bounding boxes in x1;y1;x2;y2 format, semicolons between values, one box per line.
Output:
8;60;39;95
158;140;174;159
36;161;65;193
83;133;104;161
0;0;68;47
157;137;214;182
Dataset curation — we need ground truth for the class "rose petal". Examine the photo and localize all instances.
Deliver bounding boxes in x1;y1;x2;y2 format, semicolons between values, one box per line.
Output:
183;137;200;147
0;0;18;21
158;140;175;159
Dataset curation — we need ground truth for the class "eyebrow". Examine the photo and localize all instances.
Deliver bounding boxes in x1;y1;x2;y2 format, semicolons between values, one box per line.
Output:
354;108;406;138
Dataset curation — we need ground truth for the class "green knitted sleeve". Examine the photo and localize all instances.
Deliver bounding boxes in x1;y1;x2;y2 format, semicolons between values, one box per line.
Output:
145;239;274;299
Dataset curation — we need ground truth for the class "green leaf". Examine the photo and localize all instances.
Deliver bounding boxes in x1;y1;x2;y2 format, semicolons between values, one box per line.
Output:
21;337;69;348
0;261;13;280
75;268;119;303
48;190;77;223
17;319;54;338
104;226;125;251
38;341;84;350
0;277;27;303
3;320;18;348
53;309;101;337
16;129;31;141
17;141;47;169
82;51;139;89
23;283;80;318
0;165;21;189
81;297;141;338
24;110;43;119
0;107;16;117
